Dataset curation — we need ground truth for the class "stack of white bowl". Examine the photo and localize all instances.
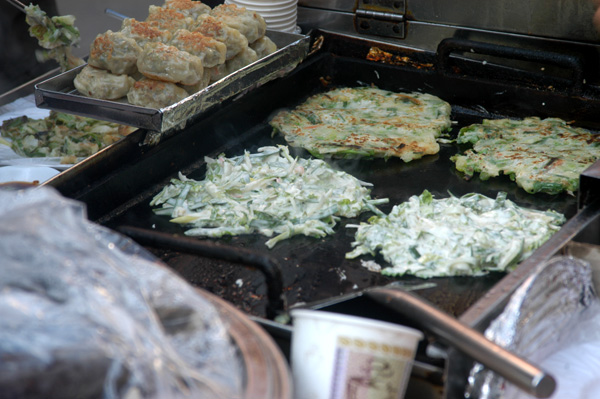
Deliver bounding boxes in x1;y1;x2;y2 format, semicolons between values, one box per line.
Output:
224;0;298;33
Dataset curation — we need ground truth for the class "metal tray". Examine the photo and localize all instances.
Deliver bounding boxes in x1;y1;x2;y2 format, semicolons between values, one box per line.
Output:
46;30;600;398
34;30;310;134
48;35;589;320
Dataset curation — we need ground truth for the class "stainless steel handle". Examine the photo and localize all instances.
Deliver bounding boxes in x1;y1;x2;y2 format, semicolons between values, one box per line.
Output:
436;37;585;94
5;0;27;13
104;8;129;21
366;288;556;398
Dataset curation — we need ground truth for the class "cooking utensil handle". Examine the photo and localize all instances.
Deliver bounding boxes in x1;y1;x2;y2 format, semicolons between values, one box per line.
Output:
117;225;287;318
5;0;27;13
105;8;129;21
366;287;556;399
436;37;584;93
6;0;43;25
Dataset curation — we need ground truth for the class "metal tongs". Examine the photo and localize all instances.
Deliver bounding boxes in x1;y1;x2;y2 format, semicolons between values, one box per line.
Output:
8;0;128;24
6;0;27;12
5;0;43;24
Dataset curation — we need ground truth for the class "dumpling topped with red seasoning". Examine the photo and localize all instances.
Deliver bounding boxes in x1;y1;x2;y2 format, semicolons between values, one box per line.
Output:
127;78;190;109
210;4;266;44
169;29;226;68
250;36;278;58
145;5;194;32
73;65;135;100
193;14;248;60
163;0;211;19
137;42;204;86
225;47;257;74
88;30;141;75
120;18;172;47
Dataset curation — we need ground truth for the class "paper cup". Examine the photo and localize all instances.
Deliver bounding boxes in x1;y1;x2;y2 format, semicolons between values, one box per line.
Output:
290;309;423;399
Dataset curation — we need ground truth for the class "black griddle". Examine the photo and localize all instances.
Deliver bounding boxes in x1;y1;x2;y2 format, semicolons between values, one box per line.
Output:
47;29;600;398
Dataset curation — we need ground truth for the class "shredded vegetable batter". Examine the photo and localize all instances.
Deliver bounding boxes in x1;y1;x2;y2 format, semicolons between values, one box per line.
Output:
346;190;565;278
150;146;388;248
24;4;84;71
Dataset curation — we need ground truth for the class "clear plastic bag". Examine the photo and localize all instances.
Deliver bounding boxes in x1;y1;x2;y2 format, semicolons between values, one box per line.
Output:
0;186;243;399
465;256;596;399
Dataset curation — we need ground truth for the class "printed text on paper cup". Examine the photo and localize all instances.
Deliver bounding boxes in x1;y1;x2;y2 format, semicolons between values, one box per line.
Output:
329;336;413;399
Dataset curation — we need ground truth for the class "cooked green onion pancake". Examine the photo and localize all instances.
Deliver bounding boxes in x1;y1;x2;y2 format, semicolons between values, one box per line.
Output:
150;145;388;248
346;190;565;278
1;111;136;164
269;86;452;161
451;117;600;195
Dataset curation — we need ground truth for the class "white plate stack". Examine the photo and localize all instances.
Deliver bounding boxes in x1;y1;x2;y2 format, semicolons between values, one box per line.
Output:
225;0;298;33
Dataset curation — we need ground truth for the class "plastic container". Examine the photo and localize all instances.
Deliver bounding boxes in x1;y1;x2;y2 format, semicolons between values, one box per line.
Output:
0;166;59;184
290;309;423;399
